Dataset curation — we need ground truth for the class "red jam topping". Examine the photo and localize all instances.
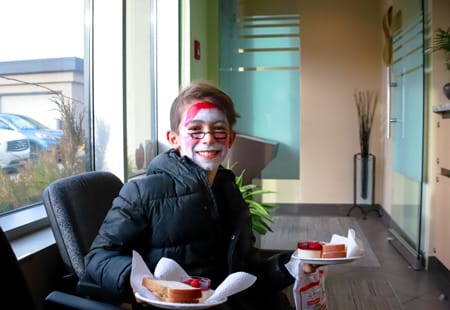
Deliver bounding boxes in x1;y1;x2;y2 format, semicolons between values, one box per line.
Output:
182;277;211;290
297;241;323;251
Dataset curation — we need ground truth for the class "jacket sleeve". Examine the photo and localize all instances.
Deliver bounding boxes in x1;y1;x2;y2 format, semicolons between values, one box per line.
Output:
85;180;150;300
246;249;295;292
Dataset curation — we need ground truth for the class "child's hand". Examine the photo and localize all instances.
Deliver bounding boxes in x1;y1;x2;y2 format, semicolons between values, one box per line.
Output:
302;263;318;273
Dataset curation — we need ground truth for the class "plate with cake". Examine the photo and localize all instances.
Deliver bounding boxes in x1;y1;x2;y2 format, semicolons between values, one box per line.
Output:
292;241;364;265
135;278;227;309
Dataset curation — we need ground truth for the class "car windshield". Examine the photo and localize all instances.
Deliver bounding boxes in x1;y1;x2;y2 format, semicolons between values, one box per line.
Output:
0;120;11;130
2;114;49;130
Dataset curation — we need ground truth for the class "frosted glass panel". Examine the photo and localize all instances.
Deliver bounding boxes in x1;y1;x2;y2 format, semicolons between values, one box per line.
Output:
389;0;424;262
220;0;300;179
391;18;424;181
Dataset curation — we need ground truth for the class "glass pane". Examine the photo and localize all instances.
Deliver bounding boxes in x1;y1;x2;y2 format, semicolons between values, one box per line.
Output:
126;0;157;178
390;1;424;251
0;0;88;213
220;0;300;179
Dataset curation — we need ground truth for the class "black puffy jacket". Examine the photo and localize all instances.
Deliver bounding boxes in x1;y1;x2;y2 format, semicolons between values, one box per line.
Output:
85;149;294;305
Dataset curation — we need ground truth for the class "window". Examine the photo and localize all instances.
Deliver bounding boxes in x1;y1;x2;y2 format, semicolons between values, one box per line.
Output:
0;0;88;215
126;0;158;178
0;0;179;238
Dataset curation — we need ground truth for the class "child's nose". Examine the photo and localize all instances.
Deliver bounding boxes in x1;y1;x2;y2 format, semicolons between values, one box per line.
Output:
201;132;216;143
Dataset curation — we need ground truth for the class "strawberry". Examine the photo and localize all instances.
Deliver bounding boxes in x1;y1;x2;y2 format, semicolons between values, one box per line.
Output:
190;278;201;288
297;241;322;250
182;277;210;290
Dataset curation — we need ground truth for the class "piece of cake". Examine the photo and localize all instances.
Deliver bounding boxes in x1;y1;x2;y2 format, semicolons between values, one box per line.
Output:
296;241;323;258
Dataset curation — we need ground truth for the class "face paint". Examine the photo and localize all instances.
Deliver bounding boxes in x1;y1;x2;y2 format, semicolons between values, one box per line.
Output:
178;101;230;171
183;101;224;127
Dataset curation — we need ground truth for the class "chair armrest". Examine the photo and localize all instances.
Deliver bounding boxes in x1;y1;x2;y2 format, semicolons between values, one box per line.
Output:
45;291;123;310
257;248;290;259
77;274;123;304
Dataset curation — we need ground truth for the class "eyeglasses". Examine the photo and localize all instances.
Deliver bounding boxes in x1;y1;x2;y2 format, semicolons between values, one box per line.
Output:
188;131;228;140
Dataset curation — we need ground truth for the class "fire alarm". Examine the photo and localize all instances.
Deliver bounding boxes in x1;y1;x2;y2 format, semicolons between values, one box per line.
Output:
194;40;201;60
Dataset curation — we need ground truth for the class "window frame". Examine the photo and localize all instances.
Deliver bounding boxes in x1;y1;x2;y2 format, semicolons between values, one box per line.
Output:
3;0;180;259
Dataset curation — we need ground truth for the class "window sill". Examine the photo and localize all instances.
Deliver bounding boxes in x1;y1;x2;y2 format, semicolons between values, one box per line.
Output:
0;204;55;259
12;226;55;260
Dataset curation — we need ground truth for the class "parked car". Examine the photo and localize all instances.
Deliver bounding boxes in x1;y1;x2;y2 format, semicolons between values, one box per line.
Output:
0;127;30;172
0;113;63;157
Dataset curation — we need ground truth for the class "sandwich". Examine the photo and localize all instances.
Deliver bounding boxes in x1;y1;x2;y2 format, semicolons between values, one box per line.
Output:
142;278;203;303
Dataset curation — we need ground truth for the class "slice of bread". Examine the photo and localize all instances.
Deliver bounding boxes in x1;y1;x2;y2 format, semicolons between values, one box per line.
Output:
142;278;202;303
321;243;347;258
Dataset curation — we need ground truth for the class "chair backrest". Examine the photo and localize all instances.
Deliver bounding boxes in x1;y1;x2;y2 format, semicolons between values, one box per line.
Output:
43;171;123;280
0;226;36;309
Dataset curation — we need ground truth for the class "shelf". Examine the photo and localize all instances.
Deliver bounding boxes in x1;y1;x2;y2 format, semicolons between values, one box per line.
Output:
433;103;450;118
441;168;450;178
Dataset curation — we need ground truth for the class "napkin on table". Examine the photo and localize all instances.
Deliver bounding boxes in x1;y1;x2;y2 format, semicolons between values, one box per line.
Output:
130;250;257;304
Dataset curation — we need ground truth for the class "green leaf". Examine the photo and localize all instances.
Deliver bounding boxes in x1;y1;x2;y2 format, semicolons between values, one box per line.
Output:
249;207;272;221
227;161;279;235
260;203;280;210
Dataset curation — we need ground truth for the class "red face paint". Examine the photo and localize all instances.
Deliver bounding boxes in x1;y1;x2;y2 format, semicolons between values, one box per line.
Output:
184;102;217;127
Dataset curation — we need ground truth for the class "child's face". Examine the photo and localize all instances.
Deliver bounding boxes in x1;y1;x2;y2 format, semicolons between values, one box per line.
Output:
167;101;236;172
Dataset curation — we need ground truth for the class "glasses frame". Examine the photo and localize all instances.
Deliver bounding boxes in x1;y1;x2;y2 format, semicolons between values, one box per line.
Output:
187;131;228;140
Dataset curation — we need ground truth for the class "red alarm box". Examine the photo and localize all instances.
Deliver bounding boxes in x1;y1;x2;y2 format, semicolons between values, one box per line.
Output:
194;40;200;60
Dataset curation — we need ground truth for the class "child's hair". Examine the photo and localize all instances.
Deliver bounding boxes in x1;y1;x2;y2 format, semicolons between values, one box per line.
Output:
170;81;240;132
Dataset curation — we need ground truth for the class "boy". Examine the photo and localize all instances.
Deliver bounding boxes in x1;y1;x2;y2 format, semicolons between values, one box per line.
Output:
86;82;295;309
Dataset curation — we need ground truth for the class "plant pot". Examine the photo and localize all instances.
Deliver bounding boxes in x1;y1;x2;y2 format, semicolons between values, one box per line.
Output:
444;82;450;100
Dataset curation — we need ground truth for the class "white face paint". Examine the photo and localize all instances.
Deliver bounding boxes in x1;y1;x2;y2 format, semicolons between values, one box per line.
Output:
178;102;230;172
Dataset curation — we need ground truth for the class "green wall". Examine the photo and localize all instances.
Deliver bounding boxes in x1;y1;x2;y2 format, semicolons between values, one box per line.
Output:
182;0;219;85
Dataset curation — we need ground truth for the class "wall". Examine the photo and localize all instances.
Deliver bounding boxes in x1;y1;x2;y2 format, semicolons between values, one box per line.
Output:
428;0;450;271
183;0;219;86
265;0;385;204
21;245;66;309
190;0;385;205
299;0;384;204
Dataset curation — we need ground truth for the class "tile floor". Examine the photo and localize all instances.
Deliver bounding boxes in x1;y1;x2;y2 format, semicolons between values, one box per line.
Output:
265;204;449;310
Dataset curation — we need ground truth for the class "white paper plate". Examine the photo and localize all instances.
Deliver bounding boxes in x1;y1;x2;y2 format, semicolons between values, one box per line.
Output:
291;253;364;265
135;290;227;310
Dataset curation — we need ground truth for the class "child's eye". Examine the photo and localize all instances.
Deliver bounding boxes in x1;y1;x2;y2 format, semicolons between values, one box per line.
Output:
188;125;202;131
214;125;227;131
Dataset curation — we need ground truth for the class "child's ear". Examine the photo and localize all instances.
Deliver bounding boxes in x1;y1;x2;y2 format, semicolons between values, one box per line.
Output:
228;130;237;148
166;130;180;148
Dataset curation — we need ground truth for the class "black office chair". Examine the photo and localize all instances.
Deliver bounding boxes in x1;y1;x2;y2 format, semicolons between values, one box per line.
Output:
42;171;124;304
0;225;122;309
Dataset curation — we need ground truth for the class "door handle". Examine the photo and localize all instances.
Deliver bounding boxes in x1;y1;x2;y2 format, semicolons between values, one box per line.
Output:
387;67;392;138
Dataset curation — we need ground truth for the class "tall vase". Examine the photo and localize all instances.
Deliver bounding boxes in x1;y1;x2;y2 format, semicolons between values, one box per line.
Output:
360;155;369;199
354;153;375;205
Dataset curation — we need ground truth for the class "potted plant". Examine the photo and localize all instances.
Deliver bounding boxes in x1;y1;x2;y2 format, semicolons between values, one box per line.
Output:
354;90;378;200
431;27;450;99
227;161;279;235
235;169;279;235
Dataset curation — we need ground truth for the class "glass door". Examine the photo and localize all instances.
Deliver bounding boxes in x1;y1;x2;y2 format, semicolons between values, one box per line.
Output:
388;0;425;270
219;0;300;180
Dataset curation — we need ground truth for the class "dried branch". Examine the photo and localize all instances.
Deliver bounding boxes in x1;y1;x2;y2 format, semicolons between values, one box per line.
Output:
354;90;378;157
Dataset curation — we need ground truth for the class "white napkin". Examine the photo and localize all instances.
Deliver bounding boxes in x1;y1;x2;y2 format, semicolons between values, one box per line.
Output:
206;271;256;304
130;251;257;304
329;228;365;257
